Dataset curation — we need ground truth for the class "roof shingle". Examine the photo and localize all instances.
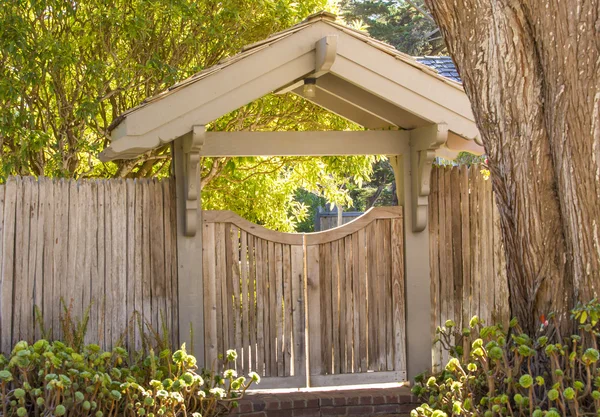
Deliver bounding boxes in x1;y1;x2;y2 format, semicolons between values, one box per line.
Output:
416;56;461;83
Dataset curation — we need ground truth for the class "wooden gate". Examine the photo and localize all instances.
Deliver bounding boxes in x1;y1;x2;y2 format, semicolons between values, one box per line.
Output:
202;207;405;388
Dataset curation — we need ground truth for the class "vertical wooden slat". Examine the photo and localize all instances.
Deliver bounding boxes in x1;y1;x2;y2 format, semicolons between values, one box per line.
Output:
391;218;406;372
248;236;257;372
338;238;347;374
16;177;31;342
357;228;368;372
331;241;341;374
344;235;353;373
231;226;243;371
375;219;386;371
282;244;292;376
65;180;78;326
95;181;106;346
84;181;98;346
241;231;250;374
28;178;39;341
203;222;218;366
351;232;360;373
162;180;173;347
150;180;166;334
225;225;235;355
366;221;377;371
291;245;304;377
459;167;471;333
255;238;265;376
320;242;332;374
125;180;136;348
215;223;226;358
1;178;17;352
30;179;43;341
442;168;453;364
116;180;128;344
141;181;152;339
267;240;277;374
306;244;322;376
471;167;482;321
169;179;179;347
450;168;463;327
275;242;284;376
383;219;394;371
75;182;88;327
483;175;494;323
133;180;144;349
42;180;56;340
429;169;441;371
263;239;272;376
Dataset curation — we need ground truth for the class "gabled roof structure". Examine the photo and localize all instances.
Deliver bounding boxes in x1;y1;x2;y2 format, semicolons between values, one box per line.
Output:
99;11;483;161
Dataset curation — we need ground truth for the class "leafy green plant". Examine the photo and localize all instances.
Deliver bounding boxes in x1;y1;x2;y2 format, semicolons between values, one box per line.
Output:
0;340;257;417
412;299;600;417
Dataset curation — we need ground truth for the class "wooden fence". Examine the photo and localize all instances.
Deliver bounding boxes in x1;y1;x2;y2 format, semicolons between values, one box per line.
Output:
0;177;178;353
202;207;406;388
429;166;509;370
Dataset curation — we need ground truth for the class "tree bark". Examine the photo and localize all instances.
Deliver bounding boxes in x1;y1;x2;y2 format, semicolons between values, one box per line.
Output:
424;0;600;334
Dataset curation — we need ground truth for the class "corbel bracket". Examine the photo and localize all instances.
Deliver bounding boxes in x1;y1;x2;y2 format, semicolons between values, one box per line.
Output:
314;35;337;77
409;124;448;232
183;125;205;236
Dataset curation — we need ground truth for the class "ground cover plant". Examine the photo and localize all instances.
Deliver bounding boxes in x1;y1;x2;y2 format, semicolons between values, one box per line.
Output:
0;341;257;417
0;304;258;417
412;300;600;417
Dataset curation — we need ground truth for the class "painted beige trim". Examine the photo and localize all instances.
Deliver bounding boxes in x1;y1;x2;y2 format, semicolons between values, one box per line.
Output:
331;55;479;140
292;86;394;129
389;154;432;380
409;124;448;232
247;375;308;391
100;21;481;161
173;138;205;363
309;371;407;387
315;74;426;128
201;130;409;156
304;206;403;245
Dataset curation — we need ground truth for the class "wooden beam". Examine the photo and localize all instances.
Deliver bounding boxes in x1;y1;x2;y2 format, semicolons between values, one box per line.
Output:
201;130;409;156
292;87;395;129
315;74;426;128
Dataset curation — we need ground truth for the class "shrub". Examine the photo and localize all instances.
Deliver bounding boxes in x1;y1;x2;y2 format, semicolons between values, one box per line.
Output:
0;340;257;417
411;299;600;417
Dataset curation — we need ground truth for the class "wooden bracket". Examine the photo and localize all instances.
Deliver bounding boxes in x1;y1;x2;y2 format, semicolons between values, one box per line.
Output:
314;35;337;77
409;124;448;232
182;125;205;236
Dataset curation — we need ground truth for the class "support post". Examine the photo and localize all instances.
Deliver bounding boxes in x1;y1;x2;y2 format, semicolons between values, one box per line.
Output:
390;154;432;381
389;123;447;380
173;128;205;364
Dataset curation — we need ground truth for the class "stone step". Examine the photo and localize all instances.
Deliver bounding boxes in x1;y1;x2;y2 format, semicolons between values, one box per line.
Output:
230;386;419;417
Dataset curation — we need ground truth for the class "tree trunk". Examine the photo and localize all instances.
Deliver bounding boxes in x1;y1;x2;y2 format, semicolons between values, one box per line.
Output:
424;0;600;334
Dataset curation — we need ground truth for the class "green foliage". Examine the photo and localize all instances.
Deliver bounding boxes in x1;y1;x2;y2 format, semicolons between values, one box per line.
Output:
0;340;254;417
0;0;332;179
203;153;379;232
338;0;442;55
412;300;600;417
1;0;383;231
